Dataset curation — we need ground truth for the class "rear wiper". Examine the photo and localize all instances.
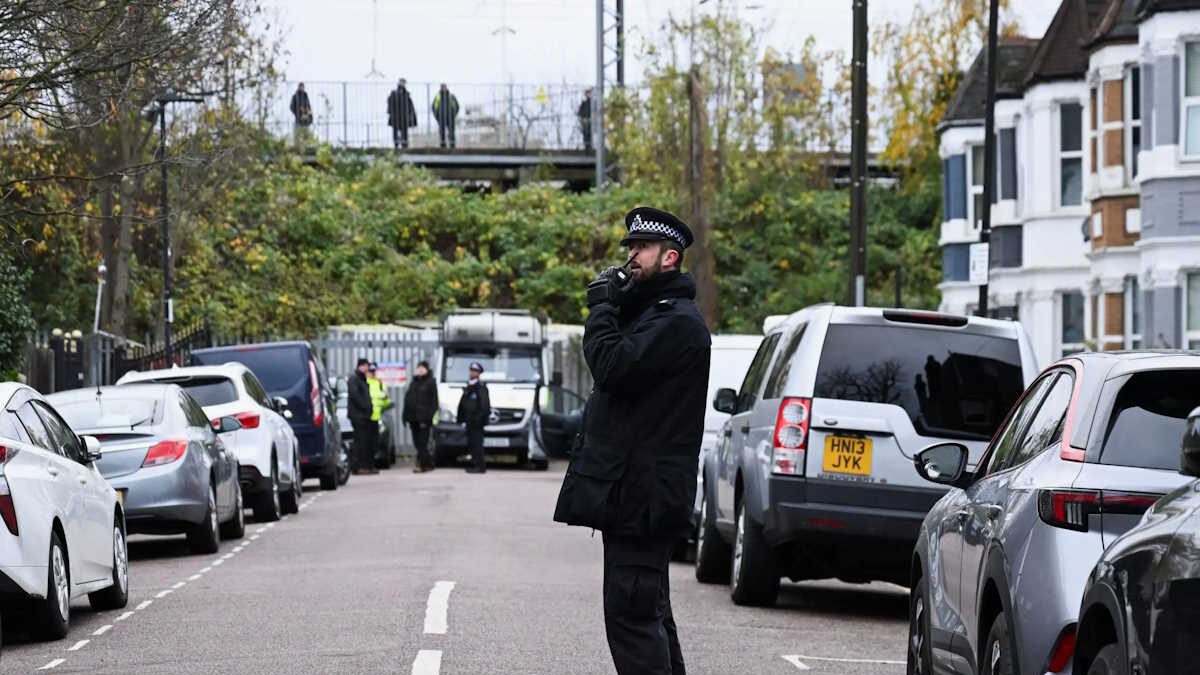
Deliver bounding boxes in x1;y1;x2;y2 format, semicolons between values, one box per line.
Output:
129;401;158;430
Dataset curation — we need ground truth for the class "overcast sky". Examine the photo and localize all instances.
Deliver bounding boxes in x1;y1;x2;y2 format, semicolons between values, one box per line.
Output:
265;0;1060;88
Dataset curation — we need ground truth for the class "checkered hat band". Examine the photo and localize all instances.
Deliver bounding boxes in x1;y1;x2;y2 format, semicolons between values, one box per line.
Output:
629;219;683;244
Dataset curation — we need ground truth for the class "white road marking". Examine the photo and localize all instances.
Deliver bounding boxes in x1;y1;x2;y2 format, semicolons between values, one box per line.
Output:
38;659;65;670
136;600;152;611
155;589;174;598
200;566;212;573
116;611;134;621
221;553;234;560
783;655;906;670
255;527;268;534
212;558;224;566
411;650;442;675
250;535;260;541
67;640;89;651
91;624;113;636
233;546;245;553
423;581;456;635
172;581;186;589
189;574;202;581
265;522;276;529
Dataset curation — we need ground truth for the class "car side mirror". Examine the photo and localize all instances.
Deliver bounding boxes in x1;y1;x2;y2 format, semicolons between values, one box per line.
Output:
81;435;102;463
713;388;737;415
914;442;970;487
273;396;290;411
1181;406;1200;477
214;416;243;434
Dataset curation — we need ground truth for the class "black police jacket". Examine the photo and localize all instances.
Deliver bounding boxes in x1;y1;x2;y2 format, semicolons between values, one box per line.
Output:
456;380;491;429
554;271;711;539
403;374;438;424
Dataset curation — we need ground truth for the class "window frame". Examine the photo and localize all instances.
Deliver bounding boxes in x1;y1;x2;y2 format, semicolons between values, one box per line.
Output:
734;332;781;414
1057;101;1085;207
1125;276;1143;349
1004;372;1074;471
1183;39;1200;160
980;371;1059;476
15;402;54;451
1184;271;1200;349
1125;65;1142;180
32;401;84;462
1060;290;1086;356
967;144;986;229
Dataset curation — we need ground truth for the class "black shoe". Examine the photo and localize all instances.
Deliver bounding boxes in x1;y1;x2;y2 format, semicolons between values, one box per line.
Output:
465;467;486;474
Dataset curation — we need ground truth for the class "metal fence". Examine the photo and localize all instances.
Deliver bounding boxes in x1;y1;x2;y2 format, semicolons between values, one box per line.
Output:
245;80;594;151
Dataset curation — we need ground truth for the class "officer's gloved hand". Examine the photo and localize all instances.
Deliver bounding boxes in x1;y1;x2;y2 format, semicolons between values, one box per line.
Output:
587;265;635;307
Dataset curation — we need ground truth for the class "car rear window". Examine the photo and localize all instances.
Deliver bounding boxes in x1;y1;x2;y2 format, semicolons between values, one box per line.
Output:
814;324;1025;441
193;346;307;394
1100;370;1200;471
55;396;164;430
176;378;239;406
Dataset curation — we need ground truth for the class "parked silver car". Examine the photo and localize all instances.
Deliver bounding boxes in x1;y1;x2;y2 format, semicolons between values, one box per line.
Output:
47;384;245;555
908;352;1200;675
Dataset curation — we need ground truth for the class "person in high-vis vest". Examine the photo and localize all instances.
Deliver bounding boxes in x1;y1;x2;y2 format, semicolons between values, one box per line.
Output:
367;362;392;470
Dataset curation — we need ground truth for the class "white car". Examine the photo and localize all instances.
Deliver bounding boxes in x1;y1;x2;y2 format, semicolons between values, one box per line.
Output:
118;364;301;521
0;383;128;640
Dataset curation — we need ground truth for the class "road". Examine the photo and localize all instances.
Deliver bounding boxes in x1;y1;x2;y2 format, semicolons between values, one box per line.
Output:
2;462;908;674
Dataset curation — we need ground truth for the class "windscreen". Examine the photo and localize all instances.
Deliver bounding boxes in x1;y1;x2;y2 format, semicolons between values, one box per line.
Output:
704;347;761;431
1100;370;1200;471
56;396;163;430
443;348;541;383
176;378;239;407
193;346;307;394
814;324;1024;441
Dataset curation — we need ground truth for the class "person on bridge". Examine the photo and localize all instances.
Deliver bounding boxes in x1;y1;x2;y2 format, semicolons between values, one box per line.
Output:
456;361;490;474
289;82;313;145
578;88;593;151
387;78;417;150
432;83;459;149
368;362;393;469
404;360;438;473
554;206;711;675
348;358;378;476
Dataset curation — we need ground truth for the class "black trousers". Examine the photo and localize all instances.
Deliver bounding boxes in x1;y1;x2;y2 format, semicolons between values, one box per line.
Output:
350;417;373;470
392;125;409;149
602;534;685;675
409;422;432;469
581;118;592;149
438;122;456;148
466;425;485;470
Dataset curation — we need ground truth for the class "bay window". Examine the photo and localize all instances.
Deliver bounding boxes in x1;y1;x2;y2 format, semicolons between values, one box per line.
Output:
1059;102;1083;206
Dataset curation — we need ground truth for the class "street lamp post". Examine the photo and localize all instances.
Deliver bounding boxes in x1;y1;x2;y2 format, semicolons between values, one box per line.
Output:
151;91;206;365
93;261;107;333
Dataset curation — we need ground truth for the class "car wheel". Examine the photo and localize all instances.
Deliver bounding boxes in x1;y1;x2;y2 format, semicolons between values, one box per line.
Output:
88;521;129;611
695;487;732;584
730;498;779;607
220;480;245;540
188;484;221;554
34;531;70;640
280;456;301;515
254;458;282;522
1087;644;1122;675
531;459;549;471
982;612;1015;675
907;577;933;675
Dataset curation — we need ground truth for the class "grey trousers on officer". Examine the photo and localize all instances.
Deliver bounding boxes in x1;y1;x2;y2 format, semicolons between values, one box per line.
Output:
602;534;685;675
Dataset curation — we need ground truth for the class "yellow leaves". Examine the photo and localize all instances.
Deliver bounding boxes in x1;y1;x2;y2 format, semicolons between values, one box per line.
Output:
449;280;462;290
778;259;790;270
42;224;55;239
278;293;295;307
426;259;435;269
478;280;491;299
751;201;765;215
84;200;93;213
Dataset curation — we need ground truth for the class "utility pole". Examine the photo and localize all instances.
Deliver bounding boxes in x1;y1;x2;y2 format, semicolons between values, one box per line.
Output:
848;0;868;306
152;91;206;365
977;0;999;316
594;0;624;188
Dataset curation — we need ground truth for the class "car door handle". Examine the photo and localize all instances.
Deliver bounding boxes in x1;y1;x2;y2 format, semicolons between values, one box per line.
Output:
983;505;1003;520
46;466;60;477
723;428;733;438
740;425;750;434
955;509;969;523
78;477;88;486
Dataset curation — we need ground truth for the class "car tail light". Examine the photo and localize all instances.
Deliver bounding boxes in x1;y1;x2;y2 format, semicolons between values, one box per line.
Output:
142;439;188;467
1045;624;1076;672
771;398;810;475
0;475;17;536
234;412;261;430
309;360;323;427
1037;489;1161;532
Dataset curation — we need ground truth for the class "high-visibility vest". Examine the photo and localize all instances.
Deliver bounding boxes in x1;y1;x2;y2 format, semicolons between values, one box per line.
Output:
369;377;390;422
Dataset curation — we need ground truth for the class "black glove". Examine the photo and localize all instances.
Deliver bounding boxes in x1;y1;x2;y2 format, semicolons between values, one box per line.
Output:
587;265;634;307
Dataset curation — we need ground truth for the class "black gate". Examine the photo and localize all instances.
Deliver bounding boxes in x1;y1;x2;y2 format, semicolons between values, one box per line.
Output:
112;322;214;383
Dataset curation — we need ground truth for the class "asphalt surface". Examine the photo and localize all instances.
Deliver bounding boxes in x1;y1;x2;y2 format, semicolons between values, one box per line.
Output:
1;461;908;674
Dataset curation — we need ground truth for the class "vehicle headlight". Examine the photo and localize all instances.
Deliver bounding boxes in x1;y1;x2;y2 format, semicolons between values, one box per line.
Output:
438;406;456;424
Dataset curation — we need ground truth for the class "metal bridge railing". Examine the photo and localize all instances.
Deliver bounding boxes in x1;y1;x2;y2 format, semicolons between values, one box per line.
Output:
243;80;595;151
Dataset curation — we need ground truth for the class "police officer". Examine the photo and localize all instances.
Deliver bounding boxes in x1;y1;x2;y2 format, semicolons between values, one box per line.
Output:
554;207;711;675
367;362;393;469
347;358;377;476
457;361;490;474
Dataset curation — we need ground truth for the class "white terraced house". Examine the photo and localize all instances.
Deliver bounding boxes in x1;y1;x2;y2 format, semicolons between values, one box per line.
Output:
937;0;1200;363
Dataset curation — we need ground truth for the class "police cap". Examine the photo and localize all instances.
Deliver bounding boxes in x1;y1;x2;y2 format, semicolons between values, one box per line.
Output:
620;207;693;249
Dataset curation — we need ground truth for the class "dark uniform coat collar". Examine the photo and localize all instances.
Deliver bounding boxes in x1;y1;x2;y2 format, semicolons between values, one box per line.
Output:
619;271;696;320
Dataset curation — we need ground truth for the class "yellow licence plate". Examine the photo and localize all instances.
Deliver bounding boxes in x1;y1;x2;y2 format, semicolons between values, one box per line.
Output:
823;436;872;475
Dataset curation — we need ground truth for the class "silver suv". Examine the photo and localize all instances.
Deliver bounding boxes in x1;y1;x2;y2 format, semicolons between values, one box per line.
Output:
693;305;1039;606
